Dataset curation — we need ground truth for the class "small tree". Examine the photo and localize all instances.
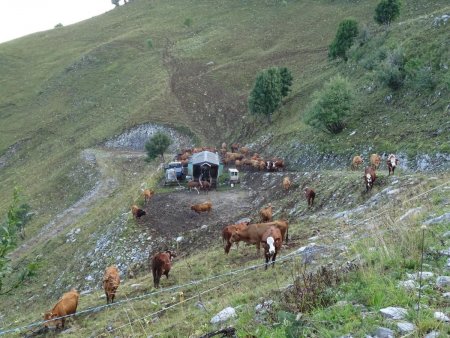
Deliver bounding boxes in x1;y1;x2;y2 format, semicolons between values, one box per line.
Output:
304;75;354;134
145;132;172;162
329;19;359;61
248;68;282;123
374;0;401;26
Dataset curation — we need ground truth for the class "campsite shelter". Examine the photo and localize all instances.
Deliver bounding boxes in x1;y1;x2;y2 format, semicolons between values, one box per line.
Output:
188;151;223;187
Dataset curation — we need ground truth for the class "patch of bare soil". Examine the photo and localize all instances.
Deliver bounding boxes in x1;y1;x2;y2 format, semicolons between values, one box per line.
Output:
135;187;254;254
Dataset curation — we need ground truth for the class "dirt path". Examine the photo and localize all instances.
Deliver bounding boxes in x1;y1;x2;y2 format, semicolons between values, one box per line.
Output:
10;148;156;260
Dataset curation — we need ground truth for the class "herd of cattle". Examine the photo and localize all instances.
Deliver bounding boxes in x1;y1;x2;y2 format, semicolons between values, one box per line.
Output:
352;153;399;191
41;149;400;331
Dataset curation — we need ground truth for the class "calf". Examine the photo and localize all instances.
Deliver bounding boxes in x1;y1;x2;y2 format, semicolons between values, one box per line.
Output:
150;250;176;288
43;289;79;330
282;177;291;191
143;189;154;204
364;166;376;192
131;204;146;219
190;201;212;214
259;203;273;222
222;222;249;254
304;187;316;207
387;154;399;176
370;154;381;170
187;180;200;194
102;266;120;304
351;155;364;170
261;226;283;269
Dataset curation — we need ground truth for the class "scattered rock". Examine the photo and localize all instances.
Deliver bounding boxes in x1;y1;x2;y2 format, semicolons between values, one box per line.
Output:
398;280;417;290
424;212;450;225
397;321;415;333
436;276;450;287
399;207;423;222
379;306;408;320
424;331;440;338
210;307;236;324
375;326;395;338
406;272;434;280
434;311;449;322
255;300;273;314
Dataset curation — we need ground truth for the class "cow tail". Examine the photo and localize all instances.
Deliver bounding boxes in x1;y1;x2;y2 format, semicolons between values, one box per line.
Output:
285;226;289;243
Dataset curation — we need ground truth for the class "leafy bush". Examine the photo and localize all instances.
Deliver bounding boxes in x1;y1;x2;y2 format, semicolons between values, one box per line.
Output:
248;67;293;123
145;132;172;161
147;38;153;48
329;19;359;61
304;75;354;134
374;0;401;26
184;18;193;27
377;48;406;90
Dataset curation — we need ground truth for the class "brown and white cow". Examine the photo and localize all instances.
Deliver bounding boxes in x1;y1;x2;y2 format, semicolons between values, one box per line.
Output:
261;226;283;270
150;250;176;288
386;154;399;176
364;166;377;192
43;289;79;330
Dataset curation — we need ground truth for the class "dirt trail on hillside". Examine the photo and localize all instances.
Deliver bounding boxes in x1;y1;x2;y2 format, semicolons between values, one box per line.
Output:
9;149;152;261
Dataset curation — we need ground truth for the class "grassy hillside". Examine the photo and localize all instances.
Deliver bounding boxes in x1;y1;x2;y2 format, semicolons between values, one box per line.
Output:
0;0;449;336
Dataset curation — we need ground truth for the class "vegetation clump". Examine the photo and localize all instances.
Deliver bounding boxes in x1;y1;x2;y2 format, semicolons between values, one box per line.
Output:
145;131;172;161
329;19;359;61
374;0;401;26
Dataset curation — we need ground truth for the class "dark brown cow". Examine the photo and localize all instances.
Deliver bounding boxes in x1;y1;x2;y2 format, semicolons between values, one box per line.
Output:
102;266;120;304
364;166;377;192
131;205;146;219
150;250;176;288
304;187;316;207
43;289;79;330
387;154;399;176
261;226;283;269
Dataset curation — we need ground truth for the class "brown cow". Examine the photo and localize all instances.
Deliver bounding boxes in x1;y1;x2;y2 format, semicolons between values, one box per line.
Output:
190;201;212;214
199;181;211;193
230;219;289;254
222;222;249;254
131;205;146;219
143;189;154;204
261;226;283;269
387;154;399;176
273;159;284;171
282;177;291;190
370;154;381;170
364;166;376;192
230;143;240;153
352;155;364;170
150;250;176;288
259;203;273;222
187;180;200;194
43;289;79;330
102;266;120;304
304;187;316;207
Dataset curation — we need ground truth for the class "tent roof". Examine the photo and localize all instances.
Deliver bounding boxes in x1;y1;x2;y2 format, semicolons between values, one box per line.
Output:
191;151;220;165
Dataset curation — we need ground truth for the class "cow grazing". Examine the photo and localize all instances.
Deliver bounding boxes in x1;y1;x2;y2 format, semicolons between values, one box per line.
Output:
222;222;249;254
387;154;399;176
370;154;381;170
187;180;200;194
273;159;284;171
190;201;212;214
261;226;283;269
43;289;79;330
102;266;120;304
351;155;364;170
131;205;146;219
282;177;291;190
230;219;289;255
304;187;316;207
143;189;154;203
150;250;176;288
364;166;376;192
259;203;273;222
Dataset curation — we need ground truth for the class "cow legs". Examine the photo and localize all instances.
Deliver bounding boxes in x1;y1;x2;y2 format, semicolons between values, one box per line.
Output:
271;252;277;268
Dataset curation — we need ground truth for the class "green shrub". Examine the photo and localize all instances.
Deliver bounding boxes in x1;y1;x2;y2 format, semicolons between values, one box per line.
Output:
304;75;354;134
377;48;406;90
145;132;172;161
374;0;401;26
146;38;153;48
184;18;193;27
329;19;359;61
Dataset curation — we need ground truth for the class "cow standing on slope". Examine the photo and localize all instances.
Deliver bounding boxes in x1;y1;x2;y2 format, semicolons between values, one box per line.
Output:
387;154;399;176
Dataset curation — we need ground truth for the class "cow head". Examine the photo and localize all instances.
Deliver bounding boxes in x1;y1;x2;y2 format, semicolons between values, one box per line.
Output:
166;250;177;261
230;231;241;243
365;173;373;188
266;236;276;255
